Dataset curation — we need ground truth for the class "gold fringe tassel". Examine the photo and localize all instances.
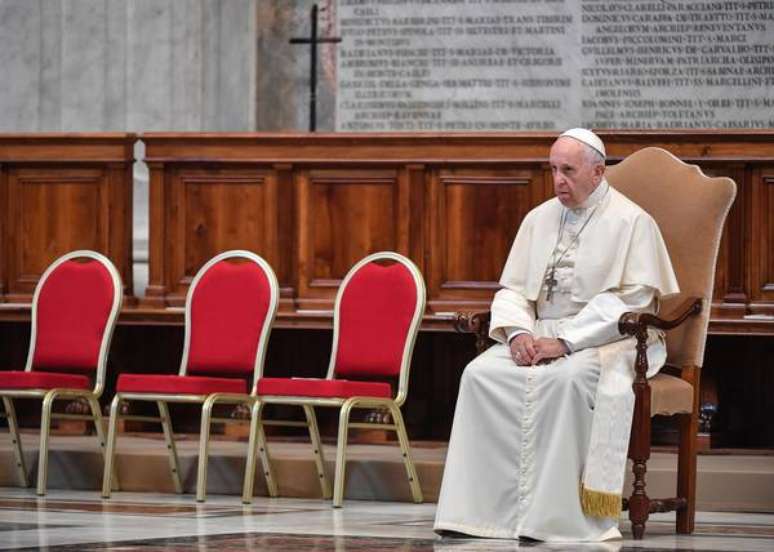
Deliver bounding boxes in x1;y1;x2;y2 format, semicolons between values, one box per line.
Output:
580;484;622;519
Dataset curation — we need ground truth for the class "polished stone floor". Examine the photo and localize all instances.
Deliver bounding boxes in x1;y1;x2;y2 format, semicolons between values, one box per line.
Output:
0;489;772;551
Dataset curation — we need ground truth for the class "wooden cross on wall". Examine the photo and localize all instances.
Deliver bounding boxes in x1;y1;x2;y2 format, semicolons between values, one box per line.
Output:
290;4;342;132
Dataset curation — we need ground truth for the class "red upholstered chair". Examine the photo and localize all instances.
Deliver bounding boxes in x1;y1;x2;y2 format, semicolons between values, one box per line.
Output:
242;251;426;507
100;250;278;502
0;250;123;496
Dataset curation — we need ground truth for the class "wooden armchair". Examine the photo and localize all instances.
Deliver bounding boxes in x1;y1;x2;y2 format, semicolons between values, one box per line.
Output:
456;147;736;539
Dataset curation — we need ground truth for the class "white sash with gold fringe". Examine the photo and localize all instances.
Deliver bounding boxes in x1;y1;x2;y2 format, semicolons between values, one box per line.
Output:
580;331;666;519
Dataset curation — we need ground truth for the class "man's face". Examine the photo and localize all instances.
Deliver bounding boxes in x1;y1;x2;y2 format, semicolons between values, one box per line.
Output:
549;137;605;208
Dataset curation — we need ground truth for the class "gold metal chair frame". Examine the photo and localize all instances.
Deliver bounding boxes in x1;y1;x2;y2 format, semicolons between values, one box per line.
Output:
242;251;426;507
100;250;279;502
0;250;123;495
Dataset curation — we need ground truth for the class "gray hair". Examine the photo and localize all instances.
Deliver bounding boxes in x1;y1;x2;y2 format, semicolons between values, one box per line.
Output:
582;143;605;167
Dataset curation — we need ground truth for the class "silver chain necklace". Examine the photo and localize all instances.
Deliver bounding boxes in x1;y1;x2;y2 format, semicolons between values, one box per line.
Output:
544;188;608;301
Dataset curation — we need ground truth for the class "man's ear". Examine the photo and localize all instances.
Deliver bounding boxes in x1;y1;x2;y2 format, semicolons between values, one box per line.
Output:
593;162;605;183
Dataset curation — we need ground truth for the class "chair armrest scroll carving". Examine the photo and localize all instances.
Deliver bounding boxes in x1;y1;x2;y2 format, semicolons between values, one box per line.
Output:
618;297;703;380
619;298;702;335
454;311;494;355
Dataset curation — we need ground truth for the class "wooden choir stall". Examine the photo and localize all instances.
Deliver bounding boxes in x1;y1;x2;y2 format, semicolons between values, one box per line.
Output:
0;131;772;447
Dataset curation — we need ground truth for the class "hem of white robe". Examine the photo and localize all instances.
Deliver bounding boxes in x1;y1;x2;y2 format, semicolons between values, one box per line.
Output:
433;521;622;542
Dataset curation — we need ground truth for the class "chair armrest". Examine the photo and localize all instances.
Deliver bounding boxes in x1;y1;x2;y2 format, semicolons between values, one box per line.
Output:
617;297;703;380
454;311;495;354
618;298;702;335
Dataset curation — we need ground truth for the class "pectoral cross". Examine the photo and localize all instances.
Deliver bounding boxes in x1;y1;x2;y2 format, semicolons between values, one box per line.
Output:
545;268;558;302
290;4;342;132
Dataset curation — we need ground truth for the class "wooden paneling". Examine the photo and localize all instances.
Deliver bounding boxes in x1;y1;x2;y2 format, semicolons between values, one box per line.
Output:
749;167;774;312
140;131;774;331
0;131;772;446
13;168;105;278
710;164;748;315
296;168;401;309
0;134;135;302
427;166;546;312
145;164;290;307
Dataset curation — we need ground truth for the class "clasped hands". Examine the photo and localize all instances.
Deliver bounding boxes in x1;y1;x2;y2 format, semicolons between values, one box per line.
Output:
509;333;569;366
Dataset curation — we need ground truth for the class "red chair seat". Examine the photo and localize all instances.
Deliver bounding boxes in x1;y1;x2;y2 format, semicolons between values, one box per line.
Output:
257;377;392;399
116;374;247;395
0;370;91;391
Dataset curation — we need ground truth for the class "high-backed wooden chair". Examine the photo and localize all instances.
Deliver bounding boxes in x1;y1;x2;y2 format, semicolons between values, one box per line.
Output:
101;250;278;502
242;252;425;507
608;147;736;538
456;148;735;539
0;250;123;495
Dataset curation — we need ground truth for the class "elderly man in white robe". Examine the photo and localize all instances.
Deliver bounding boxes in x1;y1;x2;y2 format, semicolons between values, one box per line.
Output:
434;129;679;542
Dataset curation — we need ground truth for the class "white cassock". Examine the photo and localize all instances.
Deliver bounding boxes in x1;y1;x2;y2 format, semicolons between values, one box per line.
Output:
434;180;679;542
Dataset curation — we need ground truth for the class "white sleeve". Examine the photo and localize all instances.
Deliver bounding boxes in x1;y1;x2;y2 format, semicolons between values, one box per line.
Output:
506;327;532;343
489;288;537;344
557;284;658;351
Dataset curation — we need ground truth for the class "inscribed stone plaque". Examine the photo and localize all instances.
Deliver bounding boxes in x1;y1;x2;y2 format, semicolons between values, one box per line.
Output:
336;0;774;131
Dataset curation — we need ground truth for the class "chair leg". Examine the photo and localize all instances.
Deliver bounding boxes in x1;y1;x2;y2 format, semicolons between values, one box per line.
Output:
628;420;652;539
677;413;698;534
303;404;331;499
87;396;119;493
36;391;58;496
2;397;30;487
388;403;422;503
333;400;356;508
242;401;277;503
157;401;183;493
196;396;217;503
101;395;122;498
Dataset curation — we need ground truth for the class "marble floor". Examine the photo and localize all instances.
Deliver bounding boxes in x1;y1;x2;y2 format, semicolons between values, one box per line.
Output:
0;489;772;551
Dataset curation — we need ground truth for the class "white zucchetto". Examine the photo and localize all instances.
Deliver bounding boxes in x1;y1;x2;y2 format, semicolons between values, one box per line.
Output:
559;128;606;158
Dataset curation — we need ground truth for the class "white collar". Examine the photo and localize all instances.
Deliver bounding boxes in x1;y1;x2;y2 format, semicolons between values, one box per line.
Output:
573;179;609;213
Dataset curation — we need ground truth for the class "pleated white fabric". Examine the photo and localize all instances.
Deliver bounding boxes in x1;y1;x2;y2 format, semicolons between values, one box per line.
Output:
434;343;621;541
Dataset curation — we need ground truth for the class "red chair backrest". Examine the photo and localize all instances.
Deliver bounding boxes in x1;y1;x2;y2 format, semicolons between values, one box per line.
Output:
333;260;419;379
31;258;117;373
185;257;274;377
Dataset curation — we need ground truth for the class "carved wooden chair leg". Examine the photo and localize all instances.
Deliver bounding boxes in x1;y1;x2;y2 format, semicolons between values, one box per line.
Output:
629;457;650;539
676;411;698;534
628;384;652;539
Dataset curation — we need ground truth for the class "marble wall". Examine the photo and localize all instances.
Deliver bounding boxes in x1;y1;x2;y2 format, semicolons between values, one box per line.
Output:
0;0;260;132
256;0;336;131
0;0;299;295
